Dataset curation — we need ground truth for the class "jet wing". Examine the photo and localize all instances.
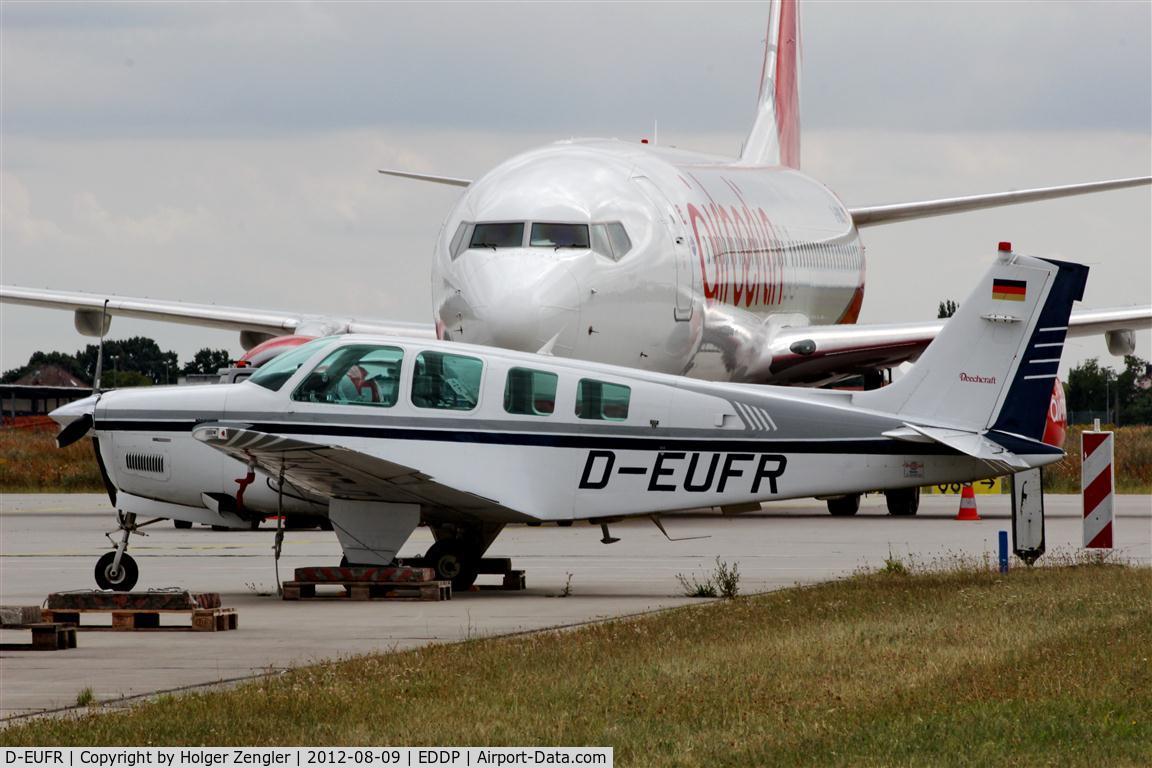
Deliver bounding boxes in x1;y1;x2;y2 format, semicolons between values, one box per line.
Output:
709;305;1151;385
191;424;524;521
848;176;1150;227
0;285;435;348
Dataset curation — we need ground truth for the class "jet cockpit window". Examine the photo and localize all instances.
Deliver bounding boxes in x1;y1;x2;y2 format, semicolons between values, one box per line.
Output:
530;223;589;249
449;222;474;260
575;379;630;421
246;338;337;392
291;345;404;407
412;351;483;411
591;222;632;261
504;367;558;416
470;222;524;249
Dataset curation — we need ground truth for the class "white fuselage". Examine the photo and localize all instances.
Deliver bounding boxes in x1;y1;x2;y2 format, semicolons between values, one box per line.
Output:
76;334;1060;527
432;140;864;382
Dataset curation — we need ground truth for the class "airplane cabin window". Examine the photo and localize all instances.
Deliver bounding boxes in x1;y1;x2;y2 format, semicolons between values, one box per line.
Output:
530;223;589;249
606;222;632;259
575;379;630;421
470;222;524;249
504;367;558;416
247;338;337;392
291;345;404;407
411;351;483;411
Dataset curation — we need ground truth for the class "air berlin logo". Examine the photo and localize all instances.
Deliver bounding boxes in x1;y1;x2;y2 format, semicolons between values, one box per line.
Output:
959;372;997;384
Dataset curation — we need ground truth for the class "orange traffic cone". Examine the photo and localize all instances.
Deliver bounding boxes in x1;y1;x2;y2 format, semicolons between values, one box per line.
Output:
955;483;981;521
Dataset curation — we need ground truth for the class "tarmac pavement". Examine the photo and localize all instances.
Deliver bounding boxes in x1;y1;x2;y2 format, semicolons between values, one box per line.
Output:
1;492;1149;720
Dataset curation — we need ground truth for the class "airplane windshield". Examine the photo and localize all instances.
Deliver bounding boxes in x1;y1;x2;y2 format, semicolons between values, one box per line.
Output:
470;222;524;249
246;338;336;392
531;223;589;249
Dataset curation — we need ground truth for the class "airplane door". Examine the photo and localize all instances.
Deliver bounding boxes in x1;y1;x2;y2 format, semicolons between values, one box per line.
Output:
633;177;694;321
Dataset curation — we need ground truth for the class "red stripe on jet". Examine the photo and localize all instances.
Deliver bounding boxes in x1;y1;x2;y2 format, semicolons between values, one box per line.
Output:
775;0;800;169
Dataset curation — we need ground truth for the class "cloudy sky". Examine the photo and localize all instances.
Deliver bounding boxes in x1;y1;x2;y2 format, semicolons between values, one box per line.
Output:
2;1;1149;377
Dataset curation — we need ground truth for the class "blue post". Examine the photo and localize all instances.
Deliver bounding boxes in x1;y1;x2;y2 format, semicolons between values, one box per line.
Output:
998;530;1009;574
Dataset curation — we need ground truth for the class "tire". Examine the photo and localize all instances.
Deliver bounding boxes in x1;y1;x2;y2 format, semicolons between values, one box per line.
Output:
173;519;193;529
424;540;479;592
827;494;861;516
885;487;921;516
95;551;138;591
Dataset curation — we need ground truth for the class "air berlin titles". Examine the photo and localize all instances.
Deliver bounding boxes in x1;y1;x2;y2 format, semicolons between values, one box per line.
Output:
579;450;787;494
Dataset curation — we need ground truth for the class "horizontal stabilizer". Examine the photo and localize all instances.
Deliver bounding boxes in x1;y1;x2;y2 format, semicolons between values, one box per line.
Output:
884;423;1029;470
377;168;472;187
849;176;1150;227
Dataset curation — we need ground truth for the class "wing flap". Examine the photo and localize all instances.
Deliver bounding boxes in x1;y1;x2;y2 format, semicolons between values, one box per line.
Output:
192;424;520;519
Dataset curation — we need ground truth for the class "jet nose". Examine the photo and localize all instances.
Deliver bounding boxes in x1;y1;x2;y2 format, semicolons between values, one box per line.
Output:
444;252;581;353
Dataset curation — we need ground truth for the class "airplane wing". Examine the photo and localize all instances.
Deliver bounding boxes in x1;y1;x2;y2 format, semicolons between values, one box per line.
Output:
707;304;1152;385
0;285;435;349
191;424;526;522
377;168;472;187
848;176;1150;227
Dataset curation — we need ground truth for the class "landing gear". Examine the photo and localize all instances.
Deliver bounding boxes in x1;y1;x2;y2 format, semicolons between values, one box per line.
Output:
885;487;920;516
424;540;480;592
827;494;861;516
95;551;138;591
94;510;161;591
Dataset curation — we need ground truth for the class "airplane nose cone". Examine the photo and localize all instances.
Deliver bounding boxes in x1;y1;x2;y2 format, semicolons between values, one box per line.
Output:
444;253;581;353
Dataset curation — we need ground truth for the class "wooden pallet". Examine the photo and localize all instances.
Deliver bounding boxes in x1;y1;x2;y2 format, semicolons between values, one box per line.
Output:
477;570;527;592
282;581;451;602
41;607;238;632
0;623;78;651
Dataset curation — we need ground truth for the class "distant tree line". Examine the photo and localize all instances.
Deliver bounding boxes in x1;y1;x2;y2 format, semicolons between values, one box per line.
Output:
1066;356;1152;425
2;337;234;387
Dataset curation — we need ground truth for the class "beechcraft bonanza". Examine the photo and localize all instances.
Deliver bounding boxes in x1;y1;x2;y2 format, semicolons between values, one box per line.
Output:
53;246;1088;591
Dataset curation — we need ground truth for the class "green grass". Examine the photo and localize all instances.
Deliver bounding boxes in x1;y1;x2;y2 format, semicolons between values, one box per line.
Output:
3;563;1149;767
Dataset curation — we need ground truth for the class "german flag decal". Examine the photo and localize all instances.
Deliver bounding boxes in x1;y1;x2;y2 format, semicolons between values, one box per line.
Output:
992;278;1027;301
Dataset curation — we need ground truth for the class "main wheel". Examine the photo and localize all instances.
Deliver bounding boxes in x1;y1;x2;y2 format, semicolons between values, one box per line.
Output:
423;541;479;592
827;494;861;516
885;487;921;516
173;519;193;529
95;551;138;591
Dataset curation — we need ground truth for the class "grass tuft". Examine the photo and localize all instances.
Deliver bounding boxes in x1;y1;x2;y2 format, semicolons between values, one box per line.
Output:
74;688;94;708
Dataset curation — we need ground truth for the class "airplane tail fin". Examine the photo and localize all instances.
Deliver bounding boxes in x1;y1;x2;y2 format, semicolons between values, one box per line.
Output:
739;0;800;168
855;244;1088;444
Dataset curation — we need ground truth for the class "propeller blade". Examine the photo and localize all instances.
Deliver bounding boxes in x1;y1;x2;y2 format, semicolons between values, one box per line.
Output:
55;413;93;449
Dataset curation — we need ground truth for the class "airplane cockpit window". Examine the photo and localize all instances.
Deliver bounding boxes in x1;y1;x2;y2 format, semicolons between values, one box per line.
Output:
411;351;483;411
591;222;632;260
530;223;589;249
449;222;474;260
291;345;404;407
470;222;524;250
575;379;630;421
504;367;558;416
247;338;336;392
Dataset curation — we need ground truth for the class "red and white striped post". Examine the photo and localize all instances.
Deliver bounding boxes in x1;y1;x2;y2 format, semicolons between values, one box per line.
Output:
1081;422;1114;549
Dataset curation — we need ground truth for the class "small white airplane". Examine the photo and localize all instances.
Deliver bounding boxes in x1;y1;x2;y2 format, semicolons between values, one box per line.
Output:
52;244;1087;592
3;0;1148;388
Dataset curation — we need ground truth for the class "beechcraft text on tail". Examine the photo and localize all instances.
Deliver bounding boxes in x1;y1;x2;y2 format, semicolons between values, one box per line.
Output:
52;245;1086;591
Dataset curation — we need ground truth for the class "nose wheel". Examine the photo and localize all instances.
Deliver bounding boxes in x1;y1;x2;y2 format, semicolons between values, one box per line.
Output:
94;511;161;591
95;551;138;591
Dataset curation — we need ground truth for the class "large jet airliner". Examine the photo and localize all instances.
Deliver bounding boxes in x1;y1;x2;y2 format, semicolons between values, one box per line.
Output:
4;0;1148;385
